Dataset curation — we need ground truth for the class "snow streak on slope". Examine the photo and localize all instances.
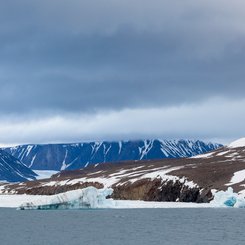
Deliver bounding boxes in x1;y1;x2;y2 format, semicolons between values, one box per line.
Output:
192;137;245;161
37;166;185;189
0;150;37;182
4;139;222;171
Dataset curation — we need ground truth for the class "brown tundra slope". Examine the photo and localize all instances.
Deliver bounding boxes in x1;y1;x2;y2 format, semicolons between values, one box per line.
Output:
1;138;245;203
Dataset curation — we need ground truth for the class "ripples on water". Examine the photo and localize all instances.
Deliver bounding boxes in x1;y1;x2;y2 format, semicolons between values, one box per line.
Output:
0;208;244;245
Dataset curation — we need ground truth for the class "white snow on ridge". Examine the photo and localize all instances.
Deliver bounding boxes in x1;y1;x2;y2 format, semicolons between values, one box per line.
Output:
191;152;214;159
217;151;230;156
226;169;245;186
129;166;197;189
229;138;245;148
39;166;187;189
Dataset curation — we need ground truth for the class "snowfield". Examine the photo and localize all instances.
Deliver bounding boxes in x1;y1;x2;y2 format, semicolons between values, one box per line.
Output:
229;138;245;148
33;170;59;180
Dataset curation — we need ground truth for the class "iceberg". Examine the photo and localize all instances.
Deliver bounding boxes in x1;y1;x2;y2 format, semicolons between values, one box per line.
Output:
18;187;114;210
211;187;245;208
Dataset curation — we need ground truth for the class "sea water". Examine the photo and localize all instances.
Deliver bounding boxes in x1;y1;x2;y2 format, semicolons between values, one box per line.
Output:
0;208;244;245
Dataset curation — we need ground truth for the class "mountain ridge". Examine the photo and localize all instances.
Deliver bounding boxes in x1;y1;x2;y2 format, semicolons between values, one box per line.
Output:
4;139;222;171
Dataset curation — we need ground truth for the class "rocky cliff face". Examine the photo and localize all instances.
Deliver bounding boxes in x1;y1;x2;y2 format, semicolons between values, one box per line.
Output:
111;179;209;203
4;139;222;171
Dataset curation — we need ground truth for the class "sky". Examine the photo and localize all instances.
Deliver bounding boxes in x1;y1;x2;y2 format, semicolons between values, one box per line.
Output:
0;0;245;146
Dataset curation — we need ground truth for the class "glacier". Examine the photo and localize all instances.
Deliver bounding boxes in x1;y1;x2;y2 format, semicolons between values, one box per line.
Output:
17;187;212;210
16;187;245;210
18;187;114;210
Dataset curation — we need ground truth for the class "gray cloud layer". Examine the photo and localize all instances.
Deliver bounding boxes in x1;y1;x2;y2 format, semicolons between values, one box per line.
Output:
0;98;244;146
1;0;245;113
0;0;244;144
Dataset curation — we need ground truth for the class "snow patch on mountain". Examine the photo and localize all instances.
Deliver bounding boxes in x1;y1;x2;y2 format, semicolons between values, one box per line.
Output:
33;170;59;180
229;138;245;148
226;169;245;186
191;152;214;159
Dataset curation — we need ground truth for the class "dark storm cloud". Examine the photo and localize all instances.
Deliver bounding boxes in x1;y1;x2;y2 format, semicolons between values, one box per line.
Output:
0;0;245;116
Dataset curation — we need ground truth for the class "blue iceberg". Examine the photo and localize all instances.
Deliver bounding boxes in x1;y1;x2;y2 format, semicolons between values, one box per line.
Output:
211;187;245;208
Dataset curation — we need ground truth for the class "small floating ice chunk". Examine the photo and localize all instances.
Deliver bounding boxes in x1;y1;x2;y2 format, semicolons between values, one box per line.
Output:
211;187;245;208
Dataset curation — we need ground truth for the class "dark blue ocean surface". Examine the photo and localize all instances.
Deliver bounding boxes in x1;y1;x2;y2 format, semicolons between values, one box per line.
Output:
0;208;244;245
